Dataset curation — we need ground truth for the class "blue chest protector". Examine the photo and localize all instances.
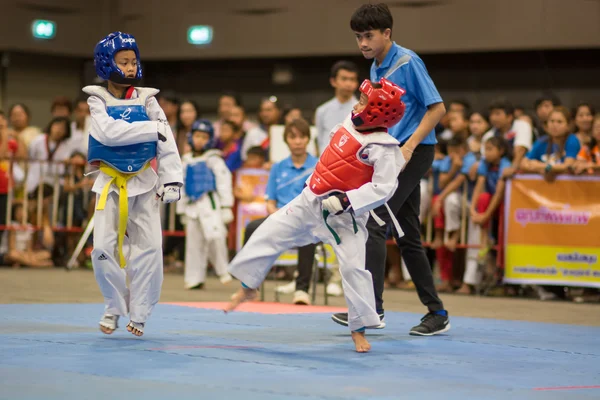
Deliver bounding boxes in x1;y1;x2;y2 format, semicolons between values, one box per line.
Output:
84;85;158;173
185;161;216;202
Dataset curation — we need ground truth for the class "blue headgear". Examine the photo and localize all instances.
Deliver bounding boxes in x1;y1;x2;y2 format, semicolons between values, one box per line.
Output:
189;119;215;151
94;32;142;85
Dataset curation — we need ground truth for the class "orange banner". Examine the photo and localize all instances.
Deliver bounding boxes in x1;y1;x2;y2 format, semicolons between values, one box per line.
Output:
504;175;600;287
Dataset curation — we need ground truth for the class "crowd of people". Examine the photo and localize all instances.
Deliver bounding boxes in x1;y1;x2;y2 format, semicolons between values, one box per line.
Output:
0;43;598;306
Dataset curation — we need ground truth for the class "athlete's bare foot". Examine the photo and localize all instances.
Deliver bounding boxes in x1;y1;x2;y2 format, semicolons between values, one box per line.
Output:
126;321;144;337
99;314;118;335
351;331;371;353
224;286;258;313
444;232;459;252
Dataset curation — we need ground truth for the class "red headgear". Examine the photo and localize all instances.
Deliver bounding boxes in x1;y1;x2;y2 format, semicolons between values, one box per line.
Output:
351;78;406;130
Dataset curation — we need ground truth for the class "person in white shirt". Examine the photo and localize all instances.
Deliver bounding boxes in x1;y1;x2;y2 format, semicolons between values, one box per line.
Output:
481;99;533;174
314;61;359;154
25;116;76;196
70;97;91;154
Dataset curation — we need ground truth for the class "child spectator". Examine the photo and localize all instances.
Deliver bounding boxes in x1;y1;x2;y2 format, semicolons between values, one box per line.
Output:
471;137;511;260
177;120;233;289
0;203;53;267
575;114;600;174
467;111;490;155
482;99;533;177
217;120;244;172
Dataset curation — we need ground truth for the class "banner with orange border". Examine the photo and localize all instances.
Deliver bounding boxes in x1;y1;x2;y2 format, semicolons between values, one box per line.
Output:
504;175;600;288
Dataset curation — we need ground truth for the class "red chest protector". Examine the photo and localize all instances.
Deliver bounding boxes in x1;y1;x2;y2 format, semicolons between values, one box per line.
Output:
308;120;398;196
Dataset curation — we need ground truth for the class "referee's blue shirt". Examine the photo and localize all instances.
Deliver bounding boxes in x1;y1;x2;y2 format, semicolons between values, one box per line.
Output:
370;42;443;145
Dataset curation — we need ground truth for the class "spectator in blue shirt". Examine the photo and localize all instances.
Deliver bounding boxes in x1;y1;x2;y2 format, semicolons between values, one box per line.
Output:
242;118;319;305
331;3;449;336
520;106;580;181
471;136;511;257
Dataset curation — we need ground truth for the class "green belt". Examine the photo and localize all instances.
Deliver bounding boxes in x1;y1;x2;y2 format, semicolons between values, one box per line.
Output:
323;210;357;245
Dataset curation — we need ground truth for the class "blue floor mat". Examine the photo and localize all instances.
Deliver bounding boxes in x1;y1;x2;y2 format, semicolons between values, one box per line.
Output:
1;303;599;400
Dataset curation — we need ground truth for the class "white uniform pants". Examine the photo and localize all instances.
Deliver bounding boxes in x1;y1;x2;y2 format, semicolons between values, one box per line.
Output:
228;190;380;332
184;217;229;288
92;190;163;323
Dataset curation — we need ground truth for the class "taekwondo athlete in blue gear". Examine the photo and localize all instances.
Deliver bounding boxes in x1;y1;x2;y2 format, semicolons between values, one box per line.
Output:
177;119;234;289
87;31;183;337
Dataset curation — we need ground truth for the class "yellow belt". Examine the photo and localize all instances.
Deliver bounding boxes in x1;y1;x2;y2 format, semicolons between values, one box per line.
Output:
96;163;150;268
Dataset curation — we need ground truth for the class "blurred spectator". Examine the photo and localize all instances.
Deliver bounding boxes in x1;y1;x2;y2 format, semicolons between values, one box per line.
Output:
9;103;41;149
217;120;244;172
243;146;267;169
175;100;200;155
241;98;281;161
572;103;595;147
575;114;600;174
315;61;359;154
534;93;561;137
25;116;74;195
513;105;526;119
482;98;532;175
213;92;255;139
471;136;511;256
520;106;580;181
467;111;490;154
0;111;19;228
448;109;469;140
50;96;73;118
0;203;53;267
157;91;180;130
283;107;303;125
438;99;471;140
70;96;91;154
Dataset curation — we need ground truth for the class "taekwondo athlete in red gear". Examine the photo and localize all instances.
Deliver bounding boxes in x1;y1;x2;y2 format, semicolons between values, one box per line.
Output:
177;119;234;289
86;32;183;337
225;78;407;353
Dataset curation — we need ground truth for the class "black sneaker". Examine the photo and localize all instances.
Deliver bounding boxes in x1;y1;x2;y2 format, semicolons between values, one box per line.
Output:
331;312;385;329
409;311;451;336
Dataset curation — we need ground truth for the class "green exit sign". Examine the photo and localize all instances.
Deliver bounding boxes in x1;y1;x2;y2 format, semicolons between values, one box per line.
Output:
187;25;213;45
32;20;56;39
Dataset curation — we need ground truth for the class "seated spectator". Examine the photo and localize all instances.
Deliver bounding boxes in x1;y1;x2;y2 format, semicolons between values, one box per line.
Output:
520;106;580;181
471;137;511;259
241;97;281;161
241;119;319;305
482;99;533;178
244;146;267;169
467;111;490;155
51;96;72;118
575;114;600;174
217;120;244;172
228;105;256;135
9;103;41;149
0;203;53;268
